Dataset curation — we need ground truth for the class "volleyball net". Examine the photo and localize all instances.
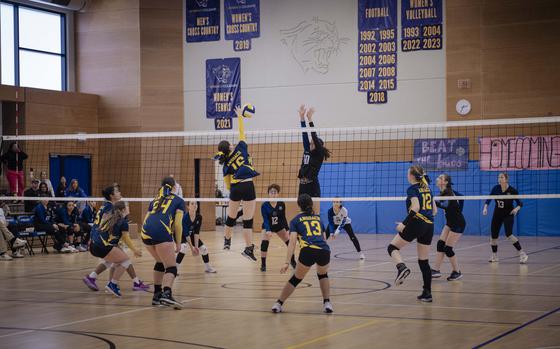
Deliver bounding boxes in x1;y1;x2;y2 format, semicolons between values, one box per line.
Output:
1;116;559;234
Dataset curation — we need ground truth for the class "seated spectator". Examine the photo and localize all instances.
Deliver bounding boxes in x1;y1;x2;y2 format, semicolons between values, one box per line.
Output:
79;201;96;247
56;176;67;198
0;202;27;260
65;179;87;211
23;179;41;212
33;196;72;253
56;201;85;252
39;182;53;197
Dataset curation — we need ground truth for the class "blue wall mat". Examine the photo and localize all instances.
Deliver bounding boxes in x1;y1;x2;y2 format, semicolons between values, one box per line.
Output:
319;161;560;236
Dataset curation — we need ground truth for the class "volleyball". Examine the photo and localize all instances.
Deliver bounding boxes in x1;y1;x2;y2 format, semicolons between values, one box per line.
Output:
241;103;255;118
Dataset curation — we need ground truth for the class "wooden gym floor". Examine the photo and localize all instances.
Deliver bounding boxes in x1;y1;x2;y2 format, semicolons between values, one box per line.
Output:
0;232;559;349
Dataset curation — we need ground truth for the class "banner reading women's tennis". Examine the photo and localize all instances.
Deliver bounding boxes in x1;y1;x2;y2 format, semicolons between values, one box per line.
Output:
185;0;220;43
224;0;260;51
206;58;241;127
358;0;398;104
401;0;443;52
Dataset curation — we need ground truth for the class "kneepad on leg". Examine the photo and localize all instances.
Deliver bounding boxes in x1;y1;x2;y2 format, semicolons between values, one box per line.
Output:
317;273;328;280
260;239;269;252
199;244;209;256
120;259;132;269
437;240;446;253
443;245;455;258
243;219;253;229
225;216;237;227
288;275;302;287
507;235;518;243
154;262;165;272
387;244;399;257
164;266;178;277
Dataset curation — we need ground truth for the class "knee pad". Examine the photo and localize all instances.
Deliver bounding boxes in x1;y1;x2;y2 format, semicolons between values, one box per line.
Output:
120;259;131;269
225;216;237;227
507;235;518;243
288;275;302;287
199;244;209;256
243;219;253;229
102;260;113;269
387;244;399;257
444;245;455;258
260;239;269;252
154;262;165;272
437;240;446;253
317;273;328;280
165;266;178;277
491;238;498;245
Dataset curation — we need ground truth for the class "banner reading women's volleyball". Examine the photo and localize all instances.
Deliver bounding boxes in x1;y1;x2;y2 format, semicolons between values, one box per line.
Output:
479;135;560;170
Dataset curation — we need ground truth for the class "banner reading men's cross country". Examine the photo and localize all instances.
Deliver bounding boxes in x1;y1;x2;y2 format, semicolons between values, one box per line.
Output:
224;0;260;51
206;58;241;130
401;0;443;52
186;0;220;43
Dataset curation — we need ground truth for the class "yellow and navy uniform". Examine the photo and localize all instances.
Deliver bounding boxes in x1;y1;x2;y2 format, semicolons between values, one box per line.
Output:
89;216;129;258
222;141;259;202
93;201;113;227
141;193;185;244
289;212;330;267
401;183;434;245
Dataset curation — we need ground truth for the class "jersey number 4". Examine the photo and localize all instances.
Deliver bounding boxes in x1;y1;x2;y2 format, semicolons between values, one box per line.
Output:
421;193;433;210
303;221;322;236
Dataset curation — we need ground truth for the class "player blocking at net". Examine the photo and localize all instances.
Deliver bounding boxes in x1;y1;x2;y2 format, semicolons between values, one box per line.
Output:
216;105;260;261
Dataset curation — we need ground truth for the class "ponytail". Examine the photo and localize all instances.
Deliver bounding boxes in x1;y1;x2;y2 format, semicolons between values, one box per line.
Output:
409;165;430;189
154;177;175;212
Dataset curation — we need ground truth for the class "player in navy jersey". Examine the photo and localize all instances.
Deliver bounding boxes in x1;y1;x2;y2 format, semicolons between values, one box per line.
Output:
88;201;139;297
216;106;260;260
431;174;466;281
297;105;331;199
272;194;333;314
176;201;216;273
142;177;189;309
260;184;296;272
483;172;528;264
83;185;149;293
326;199;364;260
387;165;437;302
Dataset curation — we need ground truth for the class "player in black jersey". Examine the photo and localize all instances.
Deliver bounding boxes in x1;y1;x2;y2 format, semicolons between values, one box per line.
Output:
260;184;296;272
387;165;437;302
431;174;465;281
297;105;331;199
483;172;528;264
176;201;216;273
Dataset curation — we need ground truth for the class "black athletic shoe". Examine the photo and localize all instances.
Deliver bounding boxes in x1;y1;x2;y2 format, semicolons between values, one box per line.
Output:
159;290;183;309
152;291;162;306
417;289;433;302
241;245;257;261
260;264;266;272
447;271;463;281
223;238;231;250
395;264;411;286
431;269;442;279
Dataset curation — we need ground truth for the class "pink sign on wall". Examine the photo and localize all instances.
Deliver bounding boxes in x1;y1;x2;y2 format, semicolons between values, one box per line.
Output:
479;135;560;171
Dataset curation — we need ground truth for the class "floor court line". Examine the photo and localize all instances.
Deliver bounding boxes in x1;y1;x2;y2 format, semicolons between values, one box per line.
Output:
285;319;379;349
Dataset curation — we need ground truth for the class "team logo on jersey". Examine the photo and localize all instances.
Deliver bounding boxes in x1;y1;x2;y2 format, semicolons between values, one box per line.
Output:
280;18;349;74
195;0;209;7
213;65;232;84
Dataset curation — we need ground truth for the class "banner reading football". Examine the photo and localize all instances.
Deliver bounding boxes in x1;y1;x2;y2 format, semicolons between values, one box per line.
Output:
480;135;560;171
224;0;260;51
414;138;469;170
185;0;220;43
357;0;397;104
206;58;241;119
401;0;443;52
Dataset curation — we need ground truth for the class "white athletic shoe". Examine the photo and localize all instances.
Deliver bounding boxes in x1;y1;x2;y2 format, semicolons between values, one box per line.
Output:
60;246;72;253
488;254;499;263
12;238;27;249
12;249;24;258
323;301;334;314
359;252;365;260
271;302;283;313
205;265;217;273
69;245;79;253
77;245;88;252
519;252;528;264
0;253;13;261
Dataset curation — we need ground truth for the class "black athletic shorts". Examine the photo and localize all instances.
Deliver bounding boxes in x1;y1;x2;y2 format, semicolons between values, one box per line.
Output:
399;218;434;245
90;243;113;259
298;247;330;267
447;221;466;234
230;181;256;201
298;180;321;197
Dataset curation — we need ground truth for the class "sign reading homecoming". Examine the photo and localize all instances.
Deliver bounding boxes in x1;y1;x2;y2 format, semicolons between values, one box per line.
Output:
185;0;220;43
357;0;398;104
225;0;260;51
401;0;443;52
206;58;241;120
480;135;560;171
